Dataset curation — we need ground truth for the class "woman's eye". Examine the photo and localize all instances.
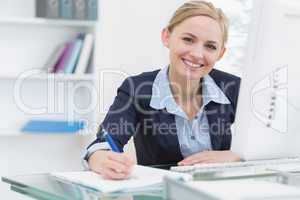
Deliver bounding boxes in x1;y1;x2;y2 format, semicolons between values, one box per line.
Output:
182;37;193;43
205;44;217;50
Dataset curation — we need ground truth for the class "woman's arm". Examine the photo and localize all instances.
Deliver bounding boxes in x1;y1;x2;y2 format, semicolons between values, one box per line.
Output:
86;77;138;179
178;150;241;166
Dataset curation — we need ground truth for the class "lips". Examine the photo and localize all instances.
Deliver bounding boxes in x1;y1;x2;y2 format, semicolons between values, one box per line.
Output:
182;58;204;69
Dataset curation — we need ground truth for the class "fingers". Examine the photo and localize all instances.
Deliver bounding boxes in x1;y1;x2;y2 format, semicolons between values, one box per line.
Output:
177;151;241;166
178;157;210;166
101;167;129;180
178;151;213;166
89;150;135;180
108;152;135;167
178;151;209;165
104;158;133;174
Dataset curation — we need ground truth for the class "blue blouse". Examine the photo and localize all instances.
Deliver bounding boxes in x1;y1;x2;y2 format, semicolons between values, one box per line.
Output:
150;66;230;157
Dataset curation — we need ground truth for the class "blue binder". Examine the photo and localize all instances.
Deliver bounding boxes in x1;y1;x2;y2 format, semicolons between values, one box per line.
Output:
60;0;73;19
73;0;86;20
21;120;85;134
86;0;98;21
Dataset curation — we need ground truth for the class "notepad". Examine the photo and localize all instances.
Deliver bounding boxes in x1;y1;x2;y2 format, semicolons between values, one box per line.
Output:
52;165;192;193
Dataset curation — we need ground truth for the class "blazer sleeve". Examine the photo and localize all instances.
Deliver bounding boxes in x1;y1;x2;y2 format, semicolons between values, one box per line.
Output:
87;77;138;152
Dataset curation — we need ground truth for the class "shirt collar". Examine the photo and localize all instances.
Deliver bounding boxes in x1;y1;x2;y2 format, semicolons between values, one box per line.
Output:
150;66;230;116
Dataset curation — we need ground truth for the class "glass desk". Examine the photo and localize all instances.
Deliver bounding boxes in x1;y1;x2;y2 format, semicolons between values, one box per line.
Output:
2;173;163;200
2;171;300;200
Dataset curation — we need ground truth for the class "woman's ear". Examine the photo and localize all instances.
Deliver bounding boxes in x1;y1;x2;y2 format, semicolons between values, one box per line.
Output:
161;28;170;48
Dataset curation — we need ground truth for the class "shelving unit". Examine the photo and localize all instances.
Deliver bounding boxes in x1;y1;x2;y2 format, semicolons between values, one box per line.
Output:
0;5;101;198
0;15;98;136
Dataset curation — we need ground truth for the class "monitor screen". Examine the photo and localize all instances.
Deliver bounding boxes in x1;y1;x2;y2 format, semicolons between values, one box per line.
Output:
231;0;300;160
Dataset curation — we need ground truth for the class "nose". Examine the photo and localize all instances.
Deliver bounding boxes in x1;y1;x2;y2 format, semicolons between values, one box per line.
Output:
189;45;204;61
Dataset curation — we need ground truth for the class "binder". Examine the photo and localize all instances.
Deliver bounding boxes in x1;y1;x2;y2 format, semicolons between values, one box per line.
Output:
86;0;98;21
64;38;83;73
21;120;85;133
53;42;73;73
36;0;59;19
73;0;86;20
60;0;73;19
43;44;66;73
74;33;94;74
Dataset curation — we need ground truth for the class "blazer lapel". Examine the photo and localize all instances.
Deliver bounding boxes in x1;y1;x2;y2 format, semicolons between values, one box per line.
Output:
157;109;183;161
205;102;224;150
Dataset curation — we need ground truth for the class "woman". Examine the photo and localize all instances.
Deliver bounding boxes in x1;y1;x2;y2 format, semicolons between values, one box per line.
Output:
85;0;241;179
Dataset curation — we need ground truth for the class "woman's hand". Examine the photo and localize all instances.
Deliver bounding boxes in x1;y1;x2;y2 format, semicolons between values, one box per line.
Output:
88;150;135;180
178;150;241;166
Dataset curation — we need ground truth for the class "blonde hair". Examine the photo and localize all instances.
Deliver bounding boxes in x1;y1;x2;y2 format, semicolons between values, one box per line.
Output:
167;0;229;47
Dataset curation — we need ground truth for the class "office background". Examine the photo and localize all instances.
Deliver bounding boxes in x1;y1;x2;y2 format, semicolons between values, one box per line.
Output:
0;0;251;199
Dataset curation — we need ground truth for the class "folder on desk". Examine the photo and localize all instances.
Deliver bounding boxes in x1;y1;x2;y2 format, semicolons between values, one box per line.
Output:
52;165;192;193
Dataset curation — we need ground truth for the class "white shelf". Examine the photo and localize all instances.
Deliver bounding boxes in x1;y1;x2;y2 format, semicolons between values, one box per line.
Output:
0;17;97;28
0;132;84;136
0;73;95;81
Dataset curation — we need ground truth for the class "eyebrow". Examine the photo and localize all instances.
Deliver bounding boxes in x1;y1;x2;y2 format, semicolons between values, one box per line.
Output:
182;32;219;45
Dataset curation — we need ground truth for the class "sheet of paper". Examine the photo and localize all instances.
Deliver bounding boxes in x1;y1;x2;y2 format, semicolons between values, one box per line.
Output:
267;163;300;172
187;179;300;200
52;165;191;193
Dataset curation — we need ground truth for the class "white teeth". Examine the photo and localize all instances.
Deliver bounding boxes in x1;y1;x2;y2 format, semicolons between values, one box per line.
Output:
182;59;203;68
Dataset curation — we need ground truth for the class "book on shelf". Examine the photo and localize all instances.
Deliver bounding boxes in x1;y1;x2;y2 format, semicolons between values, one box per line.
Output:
64;37;84;73
74;33;94;74
43;44;66;73
73;0;86;20
21;120;85;133
53;42;73;73
36;0;60;19
36;0;98;21
86;0;98;21
60;0;73;19
47;33;93;74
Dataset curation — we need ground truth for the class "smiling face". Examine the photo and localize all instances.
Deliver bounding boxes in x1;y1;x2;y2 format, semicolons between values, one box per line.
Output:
162;15;226;81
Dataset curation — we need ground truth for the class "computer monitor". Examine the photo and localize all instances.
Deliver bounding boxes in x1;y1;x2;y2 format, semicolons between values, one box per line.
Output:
231;0;300;160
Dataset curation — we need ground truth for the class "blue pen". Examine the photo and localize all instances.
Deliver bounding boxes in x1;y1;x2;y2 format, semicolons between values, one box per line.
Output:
103;130;121;153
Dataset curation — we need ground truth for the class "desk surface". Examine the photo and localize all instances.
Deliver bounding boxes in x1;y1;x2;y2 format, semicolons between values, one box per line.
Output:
2;173;163;200
2;172;300;200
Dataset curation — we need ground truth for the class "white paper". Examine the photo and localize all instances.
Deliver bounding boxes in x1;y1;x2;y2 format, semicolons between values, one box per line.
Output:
52;165;191;193
187;179;300;200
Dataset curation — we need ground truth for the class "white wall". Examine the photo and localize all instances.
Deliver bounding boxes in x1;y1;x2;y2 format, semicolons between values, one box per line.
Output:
95;0;187;117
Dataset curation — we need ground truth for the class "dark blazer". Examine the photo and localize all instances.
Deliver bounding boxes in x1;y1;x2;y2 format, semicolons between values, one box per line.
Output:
88;69;241;166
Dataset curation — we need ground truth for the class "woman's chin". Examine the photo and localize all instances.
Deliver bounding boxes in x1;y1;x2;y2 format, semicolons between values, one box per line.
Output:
181;69;204;81
178;72;201;81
